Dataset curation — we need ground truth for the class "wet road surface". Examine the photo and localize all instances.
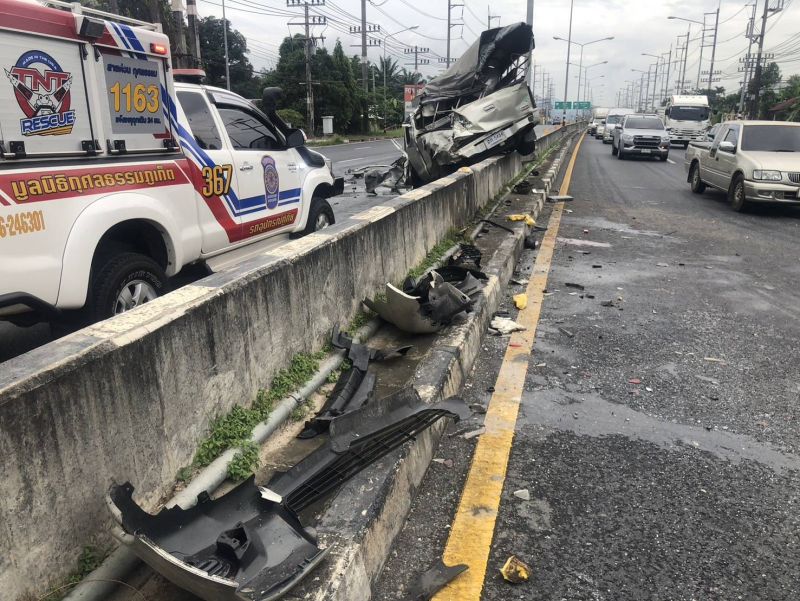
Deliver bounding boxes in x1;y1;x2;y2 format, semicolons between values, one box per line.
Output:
373;134;800;600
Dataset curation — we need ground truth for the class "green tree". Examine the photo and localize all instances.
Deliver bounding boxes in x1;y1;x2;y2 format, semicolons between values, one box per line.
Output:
198;16;258;98
399;68;425;85
749;62;781;118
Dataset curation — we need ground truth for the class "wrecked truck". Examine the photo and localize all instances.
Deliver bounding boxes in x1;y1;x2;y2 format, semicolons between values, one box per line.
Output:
404;22;537;184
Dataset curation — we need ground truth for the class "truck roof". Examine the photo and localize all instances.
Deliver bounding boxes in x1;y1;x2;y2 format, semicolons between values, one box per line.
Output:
722;120;800;127
669;95;709;105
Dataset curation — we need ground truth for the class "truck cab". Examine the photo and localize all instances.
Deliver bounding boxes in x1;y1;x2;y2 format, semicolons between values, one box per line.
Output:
664;94;710;148
0;0;341;326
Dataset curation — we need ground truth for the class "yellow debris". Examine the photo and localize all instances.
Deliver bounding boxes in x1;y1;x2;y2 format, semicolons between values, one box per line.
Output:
500;555;531;584
513;293;528;310
507;214;536;226
458;166;473;174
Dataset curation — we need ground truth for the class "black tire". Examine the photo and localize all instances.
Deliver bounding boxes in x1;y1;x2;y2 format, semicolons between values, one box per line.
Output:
689;163;706;193
683;141;689;149
617;147;625;160
660;154;669;162
304;197;335;235
729;174;749;212
612;142;618;156
90;252;166;321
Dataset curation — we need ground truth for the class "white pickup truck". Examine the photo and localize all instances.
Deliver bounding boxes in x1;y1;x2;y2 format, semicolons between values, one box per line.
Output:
685;120;800;212
0;0;342;326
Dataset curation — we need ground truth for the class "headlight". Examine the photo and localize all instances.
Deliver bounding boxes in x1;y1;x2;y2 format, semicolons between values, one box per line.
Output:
621;134;633;142
753;170;782;181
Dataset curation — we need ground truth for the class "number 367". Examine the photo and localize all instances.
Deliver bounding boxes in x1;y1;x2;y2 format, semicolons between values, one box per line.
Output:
201;165;233;197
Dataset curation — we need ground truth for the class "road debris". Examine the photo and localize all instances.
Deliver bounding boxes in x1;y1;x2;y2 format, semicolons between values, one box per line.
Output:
108;389;470;601
433;458;455;468
513;489;531;501
703;357;726;363
524;234;538;249
406;559;469;601
513;180;533;194
490;316;527;335
463;426;486;439
558;327;575;338
513;293;528;310
656;262;669;267
510;278;529;286
600;300;615;307
547;195;574;203
628;378;641;384
564;282;585;290
507;214;536;226
500;555;531;584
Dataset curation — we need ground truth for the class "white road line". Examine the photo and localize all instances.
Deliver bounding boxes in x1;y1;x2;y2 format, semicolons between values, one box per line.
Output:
353;146;373;150
667;159;676;164
337;157;368;164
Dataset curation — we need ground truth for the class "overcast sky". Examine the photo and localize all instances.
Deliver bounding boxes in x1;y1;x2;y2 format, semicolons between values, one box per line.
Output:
196;0;800;107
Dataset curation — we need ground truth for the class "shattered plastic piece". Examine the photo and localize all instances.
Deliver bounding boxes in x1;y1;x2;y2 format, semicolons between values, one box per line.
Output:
365;284;441;334
600;300;615;307
406;559;469;601
513;489;531;501
564;282;584;290
449;243;483;270
500;555;531;584
628;378;641;385
424;282;473;324
704;357;725;363
110;389;469;601
462;426;486;439
510;278;529;286
523;234;538;249
656;262;669;267
490;316;526;334
547;195;573;203
513;294;528;310
507;214;535;226
558;327;574;338
513;180;533;194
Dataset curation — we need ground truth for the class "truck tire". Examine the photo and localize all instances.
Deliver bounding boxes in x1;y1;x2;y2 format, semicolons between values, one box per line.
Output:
303;197;335;235
689;163;706;194
729;175;749;212
90;252;166;320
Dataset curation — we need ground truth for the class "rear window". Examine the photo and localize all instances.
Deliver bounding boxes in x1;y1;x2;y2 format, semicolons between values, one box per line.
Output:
626;117;664;130
607;115;623;124
740;125;800;152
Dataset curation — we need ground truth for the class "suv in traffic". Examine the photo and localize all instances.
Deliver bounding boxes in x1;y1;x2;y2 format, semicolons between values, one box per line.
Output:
612;114;670;161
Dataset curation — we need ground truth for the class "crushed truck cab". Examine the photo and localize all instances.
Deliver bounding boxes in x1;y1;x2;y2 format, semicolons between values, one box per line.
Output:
0;0;341;325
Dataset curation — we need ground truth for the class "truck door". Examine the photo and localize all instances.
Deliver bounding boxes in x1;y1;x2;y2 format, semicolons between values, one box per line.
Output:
175;90;241;252
714;126;740;190
705;125;729;188
212;98;304;242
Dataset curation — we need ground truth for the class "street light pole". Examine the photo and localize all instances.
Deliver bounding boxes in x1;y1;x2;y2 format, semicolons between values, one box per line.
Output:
707;8;719;92
667;15;704;91
554;33;613;119
563;0;574;121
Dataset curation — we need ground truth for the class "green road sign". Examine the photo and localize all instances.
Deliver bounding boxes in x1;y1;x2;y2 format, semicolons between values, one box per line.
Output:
554;101;572;109
574;101;592;109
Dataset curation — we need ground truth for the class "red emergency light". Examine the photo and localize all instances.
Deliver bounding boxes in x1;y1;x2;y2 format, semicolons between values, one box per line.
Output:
150;43;168;56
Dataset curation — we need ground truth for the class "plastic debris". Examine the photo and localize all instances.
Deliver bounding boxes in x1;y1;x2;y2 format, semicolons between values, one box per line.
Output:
500;555;531;584
507;214;536;226
656;262;669;267
513;489;530;501
462;426;486;439
491;317;527;335
564;282;585;290
628;378;641;384
513;293;528;310
704;357;725;363
407;559;469;601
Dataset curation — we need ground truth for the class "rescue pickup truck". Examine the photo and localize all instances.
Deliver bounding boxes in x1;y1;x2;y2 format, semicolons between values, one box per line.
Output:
0;0;343;326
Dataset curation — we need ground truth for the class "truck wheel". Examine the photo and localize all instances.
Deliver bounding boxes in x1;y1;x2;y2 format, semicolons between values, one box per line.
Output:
91;252;166;320
689;163;706;194
304;197;335;235
729;175;749;212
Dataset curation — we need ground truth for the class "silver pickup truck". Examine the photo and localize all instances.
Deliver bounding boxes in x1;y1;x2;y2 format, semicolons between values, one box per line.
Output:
685;120;800;212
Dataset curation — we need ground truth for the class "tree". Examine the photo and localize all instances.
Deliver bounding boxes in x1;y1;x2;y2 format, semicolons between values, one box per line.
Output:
374;57;400;89
198;17;258;98
750;61;781;118
399;68;425;86
90;0;182;51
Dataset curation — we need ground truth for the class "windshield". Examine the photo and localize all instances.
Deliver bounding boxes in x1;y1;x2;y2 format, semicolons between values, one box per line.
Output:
626;117;664;130
607;115;623;125
669;106;709;121
741;125;800;152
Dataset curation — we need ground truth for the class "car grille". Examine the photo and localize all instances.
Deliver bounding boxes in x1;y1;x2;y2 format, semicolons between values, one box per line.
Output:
789;172;800;184
671;128;701;137
633;136;661;149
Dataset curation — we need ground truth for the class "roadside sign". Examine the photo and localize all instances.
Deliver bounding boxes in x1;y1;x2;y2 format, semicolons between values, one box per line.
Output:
554;101;572;109
574;101;591;110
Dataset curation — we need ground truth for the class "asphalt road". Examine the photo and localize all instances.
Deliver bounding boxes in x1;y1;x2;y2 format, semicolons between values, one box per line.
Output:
374;135;800;600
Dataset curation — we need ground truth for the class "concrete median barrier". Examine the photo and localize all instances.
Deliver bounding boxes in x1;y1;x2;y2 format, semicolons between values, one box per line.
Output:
0;125;580;599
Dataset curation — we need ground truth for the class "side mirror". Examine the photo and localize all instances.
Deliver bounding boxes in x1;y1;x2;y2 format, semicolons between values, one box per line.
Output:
718;140;735;153
261;87;283;113
286;128;306;148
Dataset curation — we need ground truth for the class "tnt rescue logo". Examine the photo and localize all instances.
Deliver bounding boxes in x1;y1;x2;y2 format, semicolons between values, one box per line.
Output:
262;155;280;209
5;50;75;136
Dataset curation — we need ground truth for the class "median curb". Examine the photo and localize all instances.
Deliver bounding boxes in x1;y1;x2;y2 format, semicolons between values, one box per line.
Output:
292;131;580;601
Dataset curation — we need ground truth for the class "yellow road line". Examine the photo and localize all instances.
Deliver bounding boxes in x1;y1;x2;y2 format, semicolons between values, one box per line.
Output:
434;132;587;600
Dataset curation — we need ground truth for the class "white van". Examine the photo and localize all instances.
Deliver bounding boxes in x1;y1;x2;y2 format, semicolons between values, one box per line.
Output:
602;108;635;143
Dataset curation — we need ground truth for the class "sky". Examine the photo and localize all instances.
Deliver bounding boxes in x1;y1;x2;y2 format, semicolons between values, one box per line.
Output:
192;0;800;107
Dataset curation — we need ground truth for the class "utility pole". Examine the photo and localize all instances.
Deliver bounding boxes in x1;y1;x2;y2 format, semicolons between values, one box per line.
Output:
361;0;368;92
447;0;464;66
186;0;201;67
349;15;380;131
696;14;706;90
488;6;500;29
289;0;327;135
738;3;758;117
662;46;672;103
751;0;784;118
525;0;533;89
170;0;187;68
405;46;431;73
562;0;574;121
677;29;689;93
221;0;230;89
706;8;719;92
